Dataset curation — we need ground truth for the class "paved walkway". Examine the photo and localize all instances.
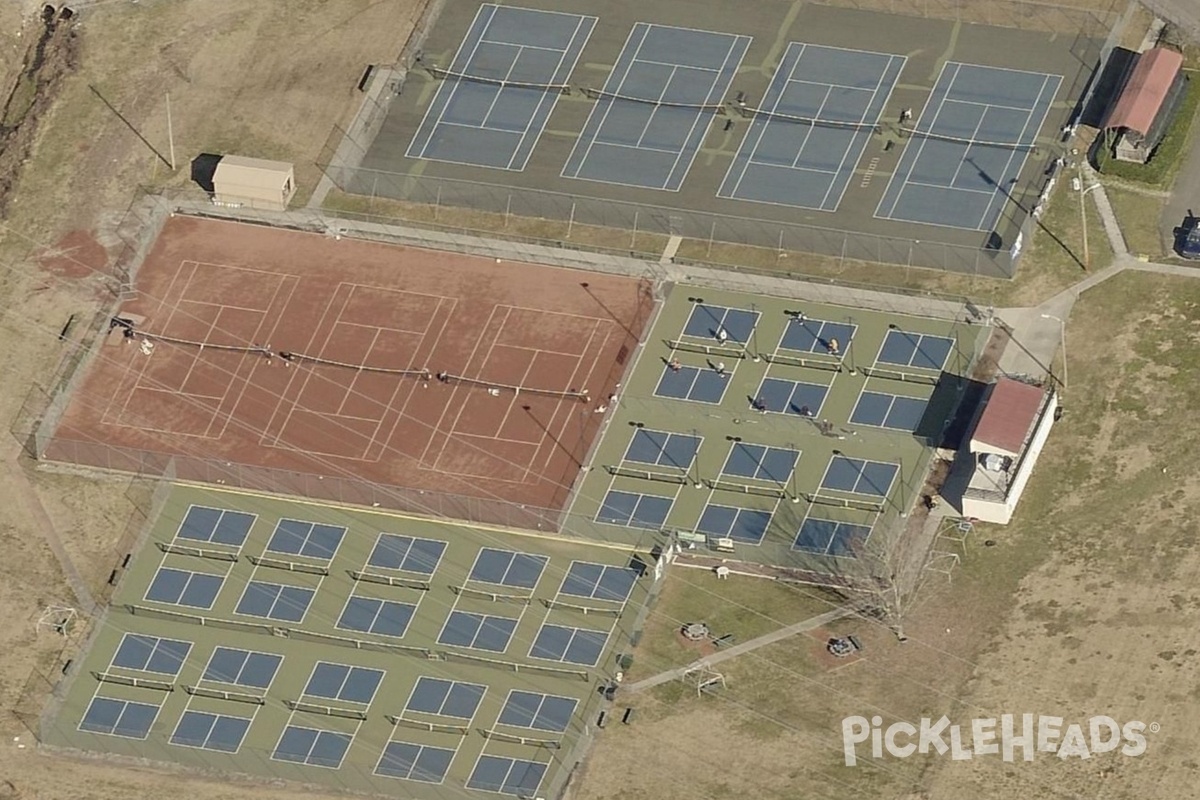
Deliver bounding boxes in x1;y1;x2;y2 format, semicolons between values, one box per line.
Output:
623;605;856;693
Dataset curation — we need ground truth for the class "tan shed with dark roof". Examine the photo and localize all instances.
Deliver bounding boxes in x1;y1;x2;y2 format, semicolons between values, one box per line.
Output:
212;155;296;211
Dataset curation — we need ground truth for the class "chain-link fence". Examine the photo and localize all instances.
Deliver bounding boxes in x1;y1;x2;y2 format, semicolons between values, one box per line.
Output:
328;161;1019;278
161;187;977;322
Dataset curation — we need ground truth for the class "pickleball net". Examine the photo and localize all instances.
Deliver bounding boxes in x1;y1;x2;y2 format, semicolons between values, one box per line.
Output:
427;66;571;95
583;87;727;115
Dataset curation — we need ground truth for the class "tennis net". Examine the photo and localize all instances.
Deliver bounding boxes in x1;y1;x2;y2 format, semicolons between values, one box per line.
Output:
583;87;727;115
736;105;880;134
427;66;571;95
898;125;1039;152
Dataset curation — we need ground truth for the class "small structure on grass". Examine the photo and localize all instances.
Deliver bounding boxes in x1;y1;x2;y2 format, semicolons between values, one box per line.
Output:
1101;47;1187;163
211;155;296;210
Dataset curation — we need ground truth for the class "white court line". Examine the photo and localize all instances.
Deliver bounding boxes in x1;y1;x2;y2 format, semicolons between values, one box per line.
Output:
364;295;457;464
786;76;880;93
102;258;196;426
420;305;509;467
945;97;1042;114
210;272;297;439
336;326;381;418
902;178;995;196
727;42;807;199
262;282;353;448
592;139;680;155
433;118;523;133
822;54;906;211
635;56;721;73
948;106;992;187
633;65;680;150
407;5;496;160
478;45;524;130
874;61;959;220
974;73;1059;231
789;85;833;169
482;39;569;53
567;24;648;175
662;34;745;190
508;15;594;170
531;322;610;478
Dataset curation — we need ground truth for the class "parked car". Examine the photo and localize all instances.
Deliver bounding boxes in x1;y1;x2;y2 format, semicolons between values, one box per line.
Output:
1177;213;1200;260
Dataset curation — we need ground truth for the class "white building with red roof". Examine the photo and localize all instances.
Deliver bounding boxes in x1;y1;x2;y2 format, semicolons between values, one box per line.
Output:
951;377;1059;524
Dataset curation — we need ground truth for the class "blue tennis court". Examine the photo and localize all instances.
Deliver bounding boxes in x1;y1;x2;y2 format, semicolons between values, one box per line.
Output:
499;690;577;732
405;676;486;720
407;5;596;170
656;363;731;404
438;610;519;652
720;43;904;210
304;662;385;704
851;388;929;432
596;489;674;529
468;547;548;589
623;428;702;470
176;505;255;547
366;533;447;575
171;710;252;753
79;696;160;739
337;595;418;638
375;741;456;783
562;24;750;190
559;561;639;602
696;502;775;544
779;315;857;354
875;62;1062;231
530;622;609;665
236;580;315;623
683;303;760;343
793;516;873;557
144;567;224;609
266;519;346;560
273;724;354;768
201;647;282;689
877;329;954;370
722;442;798;483
756;376;830;416
467;754;548;795
820;455;898;497
111;633;191;675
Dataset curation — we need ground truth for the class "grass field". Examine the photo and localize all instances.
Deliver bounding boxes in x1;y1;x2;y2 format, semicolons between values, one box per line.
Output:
1106;185;1170;259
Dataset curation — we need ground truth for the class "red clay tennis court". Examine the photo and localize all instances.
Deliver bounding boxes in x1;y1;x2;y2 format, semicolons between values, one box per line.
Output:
44;216;654;528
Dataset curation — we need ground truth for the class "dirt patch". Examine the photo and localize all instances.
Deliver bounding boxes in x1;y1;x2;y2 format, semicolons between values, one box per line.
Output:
0;6;78;218
34;229;107;279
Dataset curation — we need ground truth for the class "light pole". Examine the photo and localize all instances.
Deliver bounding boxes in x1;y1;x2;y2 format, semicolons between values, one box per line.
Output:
1041;313;1067;390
